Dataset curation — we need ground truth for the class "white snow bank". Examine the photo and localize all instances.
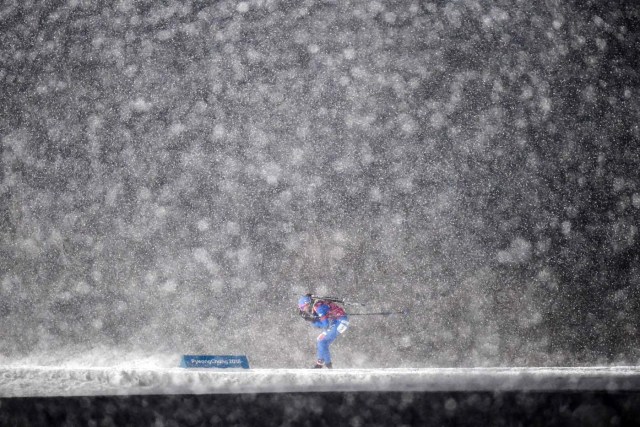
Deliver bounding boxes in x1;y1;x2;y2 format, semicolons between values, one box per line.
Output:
2;366;640;397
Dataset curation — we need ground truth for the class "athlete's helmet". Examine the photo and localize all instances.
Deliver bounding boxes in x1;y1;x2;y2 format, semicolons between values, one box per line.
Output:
298;294;312;310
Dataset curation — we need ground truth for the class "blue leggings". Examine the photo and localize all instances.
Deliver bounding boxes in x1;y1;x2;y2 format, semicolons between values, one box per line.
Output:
316;318;349;364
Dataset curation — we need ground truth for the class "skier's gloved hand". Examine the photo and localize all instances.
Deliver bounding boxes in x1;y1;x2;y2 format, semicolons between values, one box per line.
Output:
299;309;316;321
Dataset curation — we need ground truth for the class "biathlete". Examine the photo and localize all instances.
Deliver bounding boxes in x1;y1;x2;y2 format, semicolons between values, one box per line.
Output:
297;294;349;369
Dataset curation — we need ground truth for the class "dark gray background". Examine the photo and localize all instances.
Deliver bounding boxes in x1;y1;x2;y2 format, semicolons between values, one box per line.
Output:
1;0;639;368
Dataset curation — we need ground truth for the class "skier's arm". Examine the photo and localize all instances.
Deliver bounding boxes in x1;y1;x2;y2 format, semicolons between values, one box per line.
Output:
299;309;317;322
312;304;330;329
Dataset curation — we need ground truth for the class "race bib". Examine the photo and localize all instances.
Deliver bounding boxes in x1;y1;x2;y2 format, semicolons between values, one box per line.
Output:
337;321;349;334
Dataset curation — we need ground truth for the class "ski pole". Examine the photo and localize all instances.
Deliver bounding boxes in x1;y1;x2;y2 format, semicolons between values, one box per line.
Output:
346;310;409;316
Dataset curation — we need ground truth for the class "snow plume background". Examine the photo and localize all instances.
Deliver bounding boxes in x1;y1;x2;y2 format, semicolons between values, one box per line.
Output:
0;0;639;369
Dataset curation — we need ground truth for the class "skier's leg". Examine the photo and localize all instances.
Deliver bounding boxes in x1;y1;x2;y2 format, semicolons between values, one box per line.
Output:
317;322;349;365
316;331;334;364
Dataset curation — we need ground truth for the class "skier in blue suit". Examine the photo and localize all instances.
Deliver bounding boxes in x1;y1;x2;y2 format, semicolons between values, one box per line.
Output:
298;294;349;369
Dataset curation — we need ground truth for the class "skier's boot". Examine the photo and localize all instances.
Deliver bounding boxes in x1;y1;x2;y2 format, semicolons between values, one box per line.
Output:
312;359;325;369
325;362;333;369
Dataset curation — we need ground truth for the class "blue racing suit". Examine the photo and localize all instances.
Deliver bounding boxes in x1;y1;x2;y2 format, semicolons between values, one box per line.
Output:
310;301;349;365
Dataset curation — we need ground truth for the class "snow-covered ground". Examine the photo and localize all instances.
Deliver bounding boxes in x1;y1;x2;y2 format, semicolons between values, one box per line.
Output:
2;365;640;397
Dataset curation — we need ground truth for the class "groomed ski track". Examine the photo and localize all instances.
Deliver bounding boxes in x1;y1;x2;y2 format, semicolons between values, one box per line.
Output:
2;366;640;397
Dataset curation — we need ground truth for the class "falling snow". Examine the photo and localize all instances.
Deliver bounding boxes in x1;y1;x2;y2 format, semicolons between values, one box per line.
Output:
0;0;639;373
